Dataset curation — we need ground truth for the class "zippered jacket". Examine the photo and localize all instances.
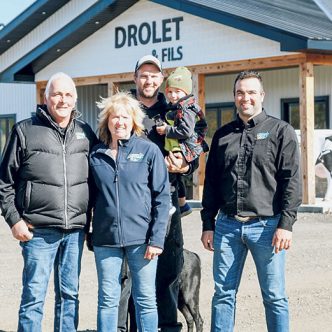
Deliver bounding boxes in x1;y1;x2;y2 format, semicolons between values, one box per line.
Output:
0;105;97;229
90;134;170;249
130;89;199;183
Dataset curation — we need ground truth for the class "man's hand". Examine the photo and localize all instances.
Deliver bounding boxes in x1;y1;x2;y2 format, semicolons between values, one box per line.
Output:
144;245;163;260
11;219;33;242
272;228;292;254
165;151;189;174
201;231;214;251
156;123;167;135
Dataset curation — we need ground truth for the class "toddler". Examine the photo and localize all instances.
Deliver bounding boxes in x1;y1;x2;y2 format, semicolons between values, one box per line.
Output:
156;66;208;217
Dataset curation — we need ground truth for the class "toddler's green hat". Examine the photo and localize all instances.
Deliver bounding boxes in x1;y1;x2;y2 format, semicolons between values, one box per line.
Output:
166;66;192;95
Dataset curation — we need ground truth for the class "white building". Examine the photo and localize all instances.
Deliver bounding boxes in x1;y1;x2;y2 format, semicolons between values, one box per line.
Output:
1;0;332;202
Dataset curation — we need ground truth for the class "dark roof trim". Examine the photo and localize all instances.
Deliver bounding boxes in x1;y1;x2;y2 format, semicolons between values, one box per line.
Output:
307;40;332;51
0;0;70;55
0;0;138;82
151;0;318;52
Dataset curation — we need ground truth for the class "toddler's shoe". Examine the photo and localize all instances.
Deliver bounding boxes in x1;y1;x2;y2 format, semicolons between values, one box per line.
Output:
180;203;192;217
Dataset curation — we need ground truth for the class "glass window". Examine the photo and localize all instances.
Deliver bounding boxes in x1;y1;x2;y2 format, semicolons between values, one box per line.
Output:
205;103;236;146
0;114;16;156
281;96;329;129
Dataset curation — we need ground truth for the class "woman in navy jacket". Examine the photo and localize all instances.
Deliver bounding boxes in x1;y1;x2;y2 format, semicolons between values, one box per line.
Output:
90;92;170;332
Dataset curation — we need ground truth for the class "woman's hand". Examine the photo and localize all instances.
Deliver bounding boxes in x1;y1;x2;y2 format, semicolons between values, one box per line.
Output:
144;245;163;260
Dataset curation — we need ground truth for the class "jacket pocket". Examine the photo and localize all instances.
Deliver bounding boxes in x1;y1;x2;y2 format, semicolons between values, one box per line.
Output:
24;181;32;210
16;181;31;212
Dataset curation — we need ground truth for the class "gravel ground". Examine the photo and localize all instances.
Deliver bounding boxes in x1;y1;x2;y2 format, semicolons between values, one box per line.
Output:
0;212;332;332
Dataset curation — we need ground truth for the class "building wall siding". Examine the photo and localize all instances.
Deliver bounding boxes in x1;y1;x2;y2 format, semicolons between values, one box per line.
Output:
0;83;36;121
77;84;108;134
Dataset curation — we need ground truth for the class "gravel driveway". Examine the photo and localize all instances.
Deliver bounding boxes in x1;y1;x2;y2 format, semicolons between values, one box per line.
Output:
0;212;331;332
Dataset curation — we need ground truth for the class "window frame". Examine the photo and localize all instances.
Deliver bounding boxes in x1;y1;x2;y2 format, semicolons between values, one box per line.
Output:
0;114;16;156
205;102;236;128
281;95;330;129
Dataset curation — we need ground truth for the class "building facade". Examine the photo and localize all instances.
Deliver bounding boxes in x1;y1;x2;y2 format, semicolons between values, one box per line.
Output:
1;0;332;202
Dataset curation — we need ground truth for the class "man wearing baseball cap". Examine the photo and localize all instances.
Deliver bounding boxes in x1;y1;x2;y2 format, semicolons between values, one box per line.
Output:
118;55;199;332
134;54;163;73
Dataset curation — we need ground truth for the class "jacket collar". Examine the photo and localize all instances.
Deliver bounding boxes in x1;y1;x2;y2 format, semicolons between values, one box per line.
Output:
95;133;138;153
36;104;80;129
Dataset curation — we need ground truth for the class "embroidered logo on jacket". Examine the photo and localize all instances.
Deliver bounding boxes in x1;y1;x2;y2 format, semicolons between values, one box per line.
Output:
256;132;269;140
127;153;144;162
76;132;86;139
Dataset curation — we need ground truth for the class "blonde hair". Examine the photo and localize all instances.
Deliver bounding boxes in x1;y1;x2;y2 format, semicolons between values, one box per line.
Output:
97;91;145;146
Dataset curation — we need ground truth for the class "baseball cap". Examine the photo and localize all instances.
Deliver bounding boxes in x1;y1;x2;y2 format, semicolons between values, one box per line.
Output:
135;55;162;73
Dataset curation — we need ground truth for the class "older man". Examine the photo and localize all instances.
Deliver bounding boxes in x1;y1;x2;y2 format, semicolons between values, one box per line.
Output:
0;72;97;332
201;70;302;332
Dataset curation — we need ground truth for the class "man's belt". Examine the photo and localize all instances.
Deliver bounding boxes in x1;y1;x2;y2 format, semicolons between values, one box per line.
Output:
233;215;257;222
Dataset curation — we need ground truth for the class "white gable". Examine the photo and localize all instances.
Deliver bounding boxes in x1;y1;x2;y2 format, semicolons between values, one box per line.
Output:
36;0;295;81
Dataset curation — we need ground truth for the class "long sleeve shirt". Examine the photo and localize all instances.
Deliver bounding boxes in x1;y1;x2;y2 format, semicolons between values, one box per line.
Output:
201;110;302;232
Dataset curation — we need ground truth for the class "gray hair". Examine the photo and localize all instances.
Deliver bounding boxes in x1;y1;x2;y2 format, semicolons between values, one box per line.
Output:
44;72;77;100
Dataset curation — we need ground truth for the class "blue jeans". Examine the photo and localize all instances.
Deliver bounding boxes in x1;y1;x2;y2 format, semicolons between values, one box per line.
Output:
117;186;183;332
211;213;289;332
94;244;158;332
18;228;85;332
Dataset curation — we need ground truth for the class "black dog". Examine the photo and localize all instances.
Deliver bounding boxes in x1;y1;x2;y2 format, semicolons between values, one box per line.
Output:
178;249;204;332
120;248;203;332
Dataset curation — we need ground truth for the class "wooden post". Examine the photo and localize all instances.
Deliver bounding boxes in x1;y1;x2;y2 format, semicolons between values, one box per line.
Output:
197;73;206;200
36;82;44;104
192;73;205;200
107;80;119;96
299;62;315;204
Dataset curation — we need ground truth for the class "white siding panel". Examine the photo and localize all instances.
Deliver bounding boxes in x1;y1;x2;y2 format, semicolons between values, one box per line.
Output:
77;84;108;133
206;66;332;126
36;0;294;80
0;0;97;72
0;83;36;121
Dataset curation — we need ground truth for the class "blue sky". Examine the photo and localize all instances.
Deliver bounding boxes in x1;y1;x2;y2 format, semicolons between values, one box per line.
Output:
0;0;35;25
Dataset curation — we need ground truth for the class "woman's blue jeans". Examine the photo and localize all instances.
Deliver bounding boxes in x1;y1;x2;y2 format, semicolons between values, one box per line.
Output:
211;213;289;332
18;228;85;332
94;244;158;332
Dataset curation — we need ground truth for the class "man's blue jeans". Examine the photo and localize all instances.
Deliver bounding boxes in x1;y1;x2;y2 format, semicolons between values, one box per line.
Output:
94;244;158;332
18;228;85;332
211;213;289;332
